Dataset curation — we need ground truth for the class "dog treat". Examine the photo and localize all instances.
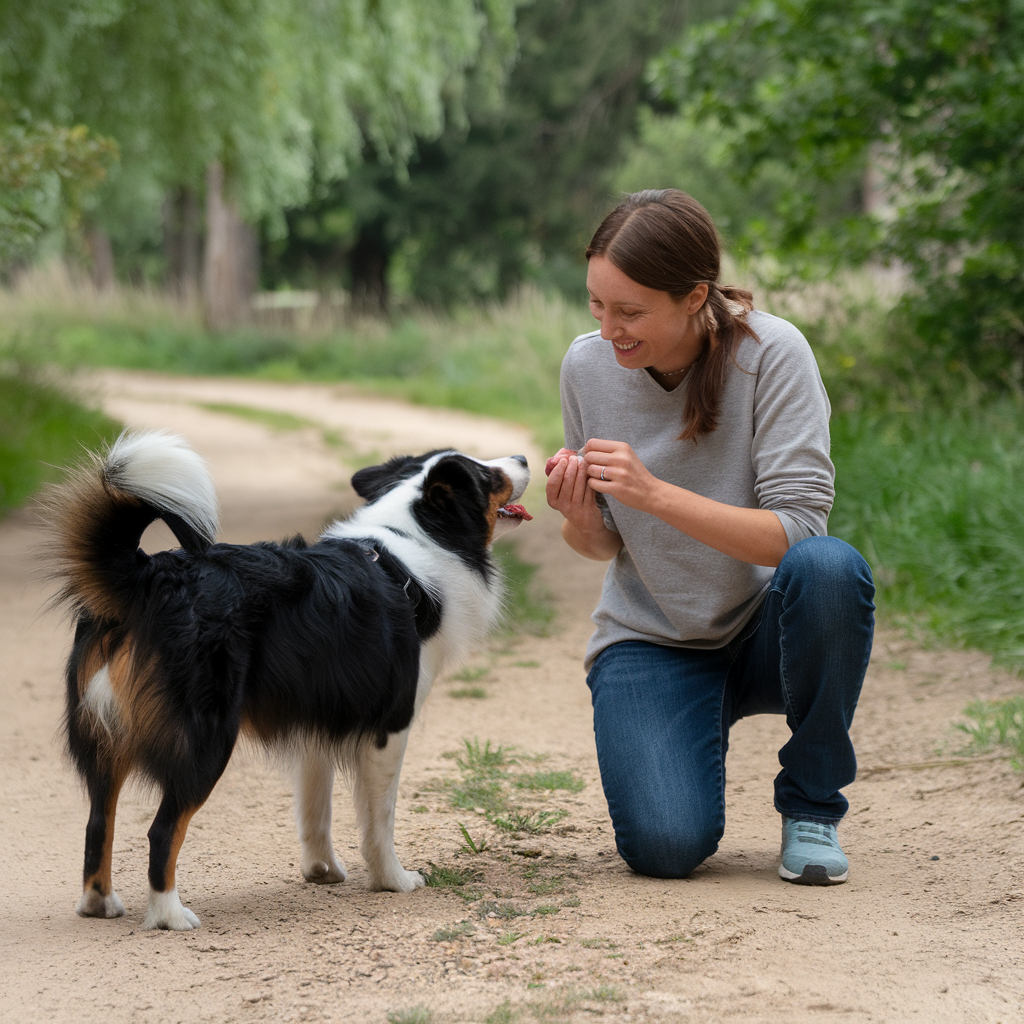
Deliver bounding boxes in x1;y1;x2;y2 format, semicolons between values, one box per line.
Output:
545;449;578;477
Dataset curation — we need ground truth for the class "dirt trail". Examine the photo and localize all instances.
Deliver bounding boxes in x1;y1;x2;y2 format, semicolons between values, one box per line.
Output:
1;370;1021;1024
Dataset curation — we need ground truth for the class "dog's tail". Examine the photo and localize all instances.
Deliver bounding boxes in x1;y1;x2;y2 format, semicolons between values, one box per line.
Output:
48;430;219;620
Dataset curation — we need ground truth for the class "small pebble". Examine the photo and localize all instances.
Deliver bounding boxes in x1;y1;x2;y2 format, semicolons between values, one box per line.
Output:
931;856;940;861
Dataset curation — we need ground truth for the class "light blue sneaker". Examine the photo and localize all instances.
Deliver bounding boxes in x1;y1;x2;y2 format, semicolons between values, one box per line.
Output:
779;817;849;885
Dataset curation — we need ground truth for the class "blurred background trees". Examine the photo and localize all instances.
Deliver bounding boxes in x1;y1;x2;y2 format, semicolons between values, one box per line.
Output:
0;0;1021;385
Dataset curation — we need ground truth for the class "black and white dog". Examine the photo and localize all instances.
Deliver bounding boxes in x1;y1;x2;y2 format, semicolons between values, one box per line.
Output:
49;431;531;930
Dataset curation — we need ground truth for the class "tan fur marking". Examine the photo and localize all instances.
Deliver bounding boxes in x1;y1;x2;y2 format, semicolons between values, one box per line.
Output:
162;808;200;892
81;771;126;898
76;641;108;701
45;458;144;621
485;478;515;545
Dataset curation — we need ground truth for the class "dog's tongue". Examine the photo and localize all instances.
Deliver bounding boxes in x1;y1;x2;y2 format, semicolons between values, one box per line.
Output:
498;503;533;521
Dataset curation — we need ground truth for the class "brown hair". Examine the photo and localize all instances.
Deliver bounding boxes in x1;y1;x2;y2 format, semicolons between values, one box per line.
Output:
586;189;757;441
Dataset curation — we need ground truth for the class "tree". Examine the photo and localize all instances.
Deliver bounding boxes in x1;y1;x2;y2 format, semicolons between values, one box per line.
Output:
0;0;520;321
653;0;1024;381
266;0;743;309
0;111;116;268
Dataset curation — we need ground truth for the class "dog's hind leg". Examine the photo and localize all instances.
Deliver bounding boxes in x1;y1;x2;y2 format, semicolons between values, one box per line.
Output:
143;737;235;931
142;791;206;931
350;728;425;893
294;746;347;884
76;762;127;919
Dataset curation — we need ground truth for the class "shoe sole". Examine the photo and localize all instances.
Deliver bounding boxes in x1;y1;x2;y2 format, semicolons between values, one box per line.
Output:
778;863;848;885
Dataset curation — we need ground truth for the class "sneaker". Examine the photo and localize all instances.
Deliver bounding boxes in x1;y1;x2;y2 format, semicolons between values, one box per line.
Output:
778;816;849;885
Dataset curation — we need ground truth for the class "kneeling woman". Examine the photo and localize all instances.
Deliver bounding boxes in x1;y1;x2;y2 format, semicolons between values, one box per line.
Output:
546;189;874;885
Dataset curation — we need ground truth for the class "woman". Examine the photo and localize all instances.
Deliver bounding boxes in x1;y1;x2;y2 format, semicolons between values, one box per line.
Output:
546;189;874;885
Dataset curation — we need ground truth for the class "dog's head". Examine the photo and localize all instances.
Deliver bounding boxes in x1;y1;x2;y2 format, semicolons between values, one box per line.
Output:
351;451;531;566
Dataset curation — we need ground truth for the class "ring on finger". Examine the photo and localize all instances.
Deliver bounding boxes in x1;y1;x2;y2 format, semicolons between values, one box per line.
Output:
600;466;607;482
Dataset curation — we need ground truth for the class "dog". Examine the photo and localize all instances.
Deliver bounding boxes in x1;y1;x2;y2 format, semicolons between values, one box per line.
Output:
48;430;531;930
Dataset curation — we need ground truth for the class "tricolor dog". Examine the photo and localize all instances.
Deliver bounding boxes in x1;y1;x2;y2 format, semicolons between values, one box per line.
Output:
49;431;531;930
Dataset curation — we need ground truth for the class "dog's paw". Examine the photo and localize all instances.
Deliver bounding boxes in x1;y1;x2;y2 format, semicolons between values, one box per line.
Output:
302;856;348;884
369;867;426;893
142;888;200;931
76;887;126;919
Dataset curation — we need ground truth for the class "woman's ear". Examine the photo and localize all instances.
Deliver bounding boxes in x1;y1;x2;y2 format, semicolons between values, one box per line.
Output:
687;282;710;314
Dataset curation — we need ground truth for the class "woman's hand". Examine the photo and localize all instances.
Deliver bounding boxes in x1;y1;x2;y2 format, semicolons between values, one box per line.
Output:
545;448;623;560
581;439;661;512
580;438;790;567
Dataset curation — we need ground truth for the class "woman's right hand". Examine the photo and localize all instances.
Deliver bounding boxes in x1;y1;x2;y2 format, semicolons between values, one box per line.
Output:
545;449;622;560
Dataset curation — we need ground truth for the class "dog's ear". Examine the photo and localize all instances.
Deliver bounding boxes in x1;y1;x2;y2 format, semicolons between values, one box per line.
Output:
351;455;420;502
421;455;487;512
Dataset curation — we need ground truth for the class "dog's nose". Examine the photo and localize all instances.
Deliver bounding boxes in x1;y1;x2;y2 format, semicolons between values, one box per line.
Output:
511;455;528;467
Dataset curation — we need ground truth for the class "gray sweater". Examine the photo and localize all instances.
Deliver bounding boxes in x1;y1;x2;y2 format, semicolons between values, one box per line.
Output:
560;310;834;668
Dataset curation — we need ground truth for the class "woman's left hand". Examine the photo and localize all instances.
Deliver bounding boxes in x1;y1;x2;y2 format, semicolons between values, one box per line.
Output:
582;439;662;512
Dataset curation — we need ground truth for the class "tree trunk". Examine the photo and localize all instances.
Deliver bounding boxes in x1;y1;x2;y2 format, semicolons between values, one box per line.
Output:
349;218;390;316
203;162;259;330
86;225;115;290
163;187;202;301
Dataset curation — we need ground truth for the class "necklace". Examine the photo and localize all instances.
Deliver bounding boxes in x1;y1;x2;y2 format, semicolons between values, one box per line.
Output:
650;364;690;378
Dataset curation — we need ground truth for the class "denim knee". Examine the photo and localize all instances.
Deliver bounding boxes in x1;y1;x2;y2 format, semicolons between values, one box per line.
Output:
615;812;722;879
774;536;874;620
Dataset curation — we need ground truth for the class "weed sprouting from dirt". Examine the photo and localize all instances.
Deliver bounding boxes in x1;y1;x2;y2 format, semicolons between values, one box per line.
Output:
449;686;488;699
956;696;1024;767
387;1008;432;1024
431;920;476;942
513;770;585;793
423;864;481;889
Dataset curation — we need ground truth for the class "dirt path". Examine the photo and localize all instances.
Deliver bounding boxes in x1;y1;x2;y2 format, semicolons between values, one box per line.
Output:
1;370;1021;1024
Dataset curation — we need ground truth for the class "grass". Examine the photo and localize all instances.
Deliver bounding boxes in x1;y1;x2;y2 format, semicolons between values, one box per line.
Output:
2;269;1022;672
387;1009;432;1024
956;697;1024;768
493;543;555;638
422;864;481;889
0;371;120;517
435;738;582;836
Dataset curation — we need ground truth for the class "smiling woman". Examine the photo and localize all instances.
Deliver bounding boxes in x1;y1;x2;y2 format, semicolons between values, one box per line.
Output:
545;188;875;888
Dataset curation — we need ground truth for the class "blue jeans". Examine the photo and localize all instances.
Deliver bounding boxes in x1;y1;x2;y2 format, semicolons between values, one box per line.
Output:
585;536;874;879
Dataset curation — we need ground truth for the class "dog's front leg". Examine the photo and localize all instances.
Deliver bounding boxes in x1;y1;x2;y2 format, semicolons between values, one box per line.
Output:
351;728;425;893
294;747;348;884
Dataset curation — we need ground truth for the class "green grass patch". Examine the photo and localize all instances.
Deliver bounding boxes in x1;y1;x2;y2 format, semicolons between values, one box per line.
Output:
0;372;120;517
431;920;476;942
449;686;488;699
438;738;580;835
493;543;555;638
450;665;489;682
956;697;1024;768
829;398;1024;670
194;401;316;432
422;864;481;889
490;810;568;835
387;1008;432;1024
513;770;585;793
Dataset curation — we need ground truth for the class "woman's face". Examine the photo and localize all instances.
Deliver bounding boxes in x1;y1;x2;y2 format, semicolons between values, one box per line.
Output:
586;255;707;374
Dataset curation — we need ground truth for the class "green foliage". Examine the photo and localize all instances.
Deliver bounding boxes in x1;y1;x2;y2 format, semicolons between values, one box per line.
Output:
0;113;117;262
956;697;1024;768
0;0;521;260
828;395;1024;670
1;285;588;453
654;0;1024;380
0;372;119;517
265;0;720;305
